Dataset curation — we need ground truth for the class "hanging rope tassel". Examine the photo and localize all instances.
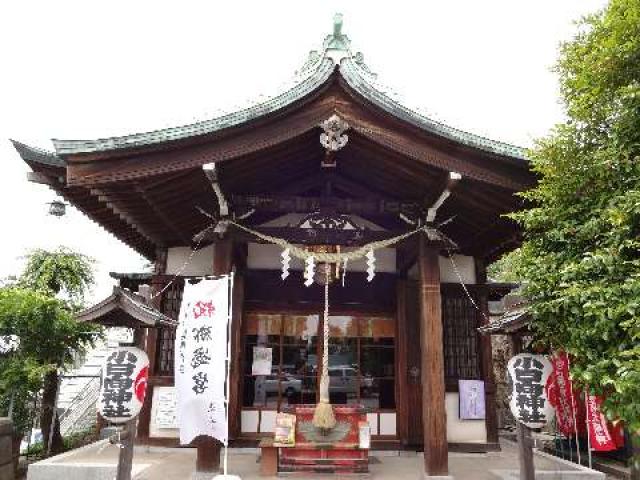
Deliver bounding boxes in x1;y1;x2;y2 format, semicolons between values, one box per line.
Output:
313;266;336;433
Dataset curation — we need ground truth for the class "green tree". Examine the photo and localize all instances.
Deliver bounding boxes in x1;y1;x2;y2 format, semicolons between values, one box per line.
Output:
21;247;94;303
0;248;99;455
512;0;640;442
488;248;523;283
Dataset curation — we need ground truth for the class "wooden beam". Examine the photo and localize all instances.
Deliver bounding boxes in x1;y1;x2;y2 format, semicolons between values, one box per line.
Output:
418;235;449;476
220;225;431;247
27;171;59;186
231;193;421;217
203;163;229;218
134;184;192;245
90;188;165;246
475;258;500;447
426;172;461;222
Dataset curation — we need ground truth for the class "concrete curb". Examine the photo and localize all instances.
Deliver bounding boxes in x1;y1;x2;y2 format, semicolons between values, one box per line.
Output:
26;440;151;480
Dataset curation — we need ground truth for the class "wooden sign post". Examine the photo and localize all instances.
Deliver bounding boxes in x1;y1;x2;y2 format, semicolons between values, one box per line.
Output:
113;419;136;480
516;422;535;480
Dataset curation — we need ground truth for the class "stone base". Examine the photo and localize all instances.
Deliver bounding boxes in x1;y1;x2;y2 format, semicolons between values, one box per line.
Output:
190;471;219;480
26;440;150;480
422;475;454;480
490;471;604;479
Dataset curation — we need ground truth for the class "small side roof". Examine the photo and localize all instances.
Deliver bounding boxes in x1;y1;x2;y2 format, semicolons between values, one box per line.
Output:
76;286;176;328
478;306;530;335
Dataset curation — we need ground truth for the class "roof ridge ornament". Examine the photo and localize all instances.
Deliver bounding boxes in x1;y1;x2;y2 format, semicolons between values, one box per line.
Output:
322;13;352;62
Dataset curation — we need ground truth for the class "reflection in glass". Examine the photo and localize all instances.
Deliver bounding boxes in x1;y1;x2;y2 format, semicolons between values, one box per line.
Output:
243;312;396;411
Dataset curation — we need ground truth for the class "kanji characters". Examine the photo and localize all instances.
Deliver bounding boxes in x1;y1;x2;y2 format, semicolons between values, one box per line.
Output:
192;371;208;394
191;346;211;369
514;356;547;423
101;350;138;420
193;300;215;319
192;325;213;342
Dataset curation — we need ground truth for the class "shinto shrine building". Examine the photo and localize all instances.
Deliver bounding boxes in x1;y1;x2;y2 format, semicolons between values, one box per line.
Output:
12;16;533;477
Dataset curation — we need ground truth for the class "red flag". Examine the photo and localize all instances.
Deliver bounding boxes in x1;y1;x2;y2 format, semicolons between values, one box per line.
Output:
585;392;617;451
610;421;625;449
549;352;577;436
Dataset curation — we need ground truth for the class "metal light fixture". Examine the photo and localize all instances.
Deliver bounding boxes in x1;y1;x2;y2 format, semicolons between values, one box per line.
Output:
48;199;67;217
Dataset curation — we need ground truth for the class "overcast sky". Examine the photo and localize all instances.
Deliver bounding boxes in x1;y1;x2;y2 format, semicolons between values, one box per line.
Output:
0;0;607;303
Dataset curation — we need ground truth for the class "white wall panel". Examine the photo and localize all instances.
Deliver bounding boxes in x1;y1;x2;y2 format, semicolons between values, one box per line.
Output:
445;392;487;443
166;245;214;276
241;410;259;433
379;413;396;436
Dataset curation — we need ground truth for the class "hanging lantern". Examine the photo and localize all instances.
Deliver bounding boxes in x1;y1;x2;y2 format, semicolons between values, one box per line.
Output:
48;199;67;217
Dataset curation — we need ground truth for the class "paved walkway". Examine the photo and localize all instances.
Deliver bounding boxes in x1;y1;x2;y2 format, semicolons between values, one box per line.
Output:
27;438;606;480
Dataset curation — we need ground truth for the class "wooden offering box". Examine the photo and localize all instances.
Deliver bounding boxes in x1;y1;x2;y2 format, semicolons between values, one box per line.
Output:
278;404;369;474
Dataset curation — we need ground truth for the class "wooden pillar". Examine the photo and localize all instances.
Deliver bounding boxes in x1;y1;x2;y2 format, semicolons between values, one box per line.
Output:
395;279;409;445
418;235;449;477
195;240;234;474
137;249;166;441
475;258;499;447
228;273;245;440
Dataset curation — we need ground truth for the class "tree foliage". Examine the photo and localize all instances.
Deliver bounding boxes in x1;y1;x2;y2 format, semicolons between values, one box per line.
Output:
0;248;100;451
20;247;94;303
512;0;640;432
488;248;523;283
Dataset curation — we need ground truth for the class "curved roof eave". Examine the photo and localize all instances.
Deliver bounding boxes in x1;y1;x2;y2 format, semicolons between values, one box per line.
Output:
51;57;336;156
11;140;66;168
48;33;528;163
339;58;528;162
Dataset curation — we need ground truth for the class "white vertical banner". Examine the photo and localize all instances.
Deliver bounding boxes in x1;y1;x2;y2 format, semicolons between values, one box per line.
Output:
175;276;230;445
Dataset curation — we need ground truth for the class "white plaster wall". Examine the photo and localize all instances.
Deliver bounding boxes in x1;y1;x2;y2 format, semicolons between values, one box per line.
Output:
407;254;476;284
379;412;397;436
241;410;259;433
445;392;487;443
165;245;214;276
247;243;396;273
260;410;276;433
248;243;304;270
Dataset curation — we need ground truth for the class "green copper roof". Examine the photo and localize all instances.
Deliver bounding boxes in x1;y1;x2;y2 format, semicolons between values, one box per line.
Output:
340;59;526;159
49;15;527;161
11;140;65;167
